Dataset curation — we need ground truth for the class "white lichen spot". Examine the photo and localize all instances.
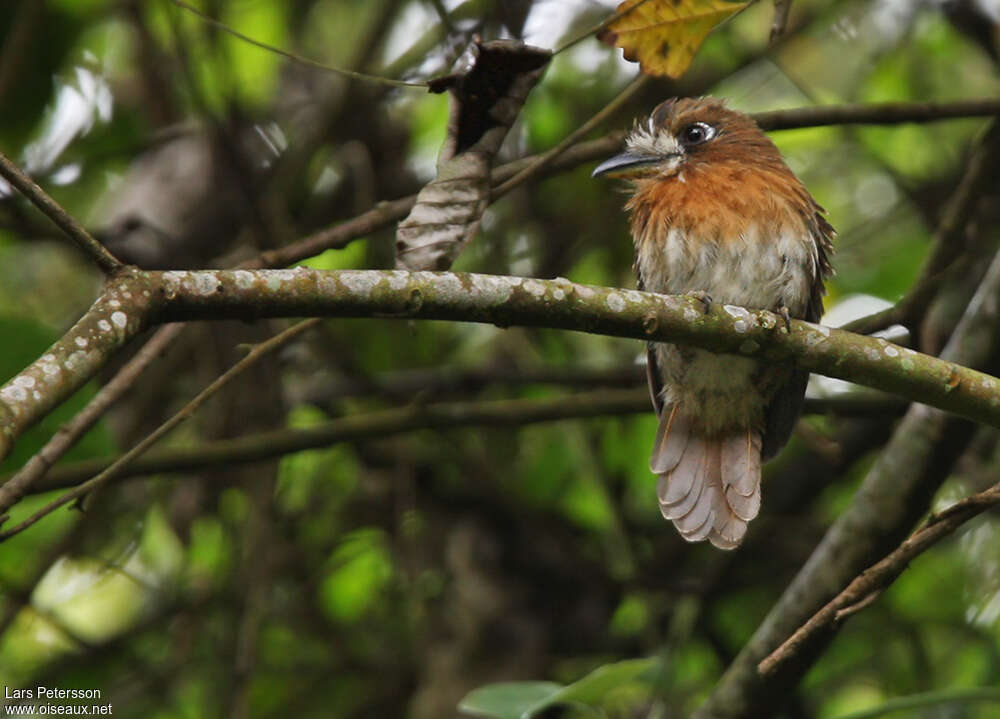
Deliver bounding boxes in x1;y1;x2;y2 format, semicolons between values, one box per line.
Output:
436;273;464;296
683;306;700;322
273;269;299;284
192;273;220;295
66;351;88;371
75;337;88;348
553;288;565;301
42;362;60;377
234;270;255;290
865;347;881;361
387;272;409;290
162;271;185;293
606;292;626;312
733;319;748;333
15;375;35;389
884;345;899;358
901;358;915;371
523;279;547;297
32;390;40;401
98;319;112;332
341;272;377;298
266;274;284;291
123;291;132;299
111;311;127;329
723;305;750;320
109;299;121;308
575;285;595;299
1;386;26;403
814;324;831;337
474;275;512;303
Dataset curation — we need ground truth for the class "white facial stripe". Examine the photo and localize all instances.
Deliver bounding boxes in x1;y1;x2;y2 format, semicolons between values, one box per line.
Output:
626;123;683;159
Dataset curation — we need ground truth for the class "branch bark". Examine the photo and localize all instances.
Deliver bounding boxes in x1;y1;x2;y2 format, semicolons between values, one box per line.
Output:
2;268;1000;463
758;478;1000;676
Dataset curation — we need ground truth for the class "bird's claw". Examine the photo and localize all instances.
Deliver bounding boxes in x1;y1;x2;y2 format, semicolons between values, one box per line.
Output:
686;290;713;314
777;304;792;333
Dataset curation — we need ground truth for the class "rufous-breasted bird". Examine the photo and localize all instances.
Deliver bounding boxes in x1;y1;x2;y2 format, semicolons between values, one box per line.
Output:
593;97;834;549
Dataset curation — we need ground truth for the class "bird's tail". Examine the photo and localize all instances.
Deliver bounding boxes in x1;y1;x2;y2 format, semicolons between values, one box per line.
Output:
650;406;762;550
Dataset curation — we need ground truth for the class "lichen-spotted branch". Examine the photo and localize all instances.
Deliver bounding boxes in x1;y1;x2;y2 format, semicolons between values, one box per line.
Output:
2;268;1000;462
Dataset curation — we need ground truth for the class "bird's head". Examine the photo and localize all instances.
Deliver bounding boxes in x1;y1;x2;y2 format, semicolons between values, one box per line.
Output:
592;97;785;183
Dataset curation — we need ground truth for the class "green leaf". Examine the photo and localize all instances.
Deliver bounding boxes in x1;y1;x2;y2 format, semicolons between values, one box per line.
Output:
459;658;660;718
459;682;564;719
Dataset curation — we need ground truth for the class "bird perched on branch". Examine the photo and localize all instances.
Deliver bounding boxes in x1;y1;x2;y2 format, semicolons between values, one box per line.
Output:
593;97;834;549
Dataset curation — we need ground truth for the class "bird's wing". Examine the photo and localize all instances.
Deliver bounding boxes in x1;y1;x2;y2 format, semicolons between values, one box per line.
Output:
646;342;665;416
762;217;834;460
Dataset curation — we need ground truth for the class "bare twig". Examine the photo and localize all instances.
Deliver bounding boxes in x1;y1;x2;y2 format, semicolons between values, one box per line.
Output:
259;99;1000;271
494;75;650;198
758;480;1000;676
168;0;426;88
0;152;123;273
20;390;904;493
27;389;652;491
753;98;1000;130
554;0;657;55
0;319;320;541
0;324;185;517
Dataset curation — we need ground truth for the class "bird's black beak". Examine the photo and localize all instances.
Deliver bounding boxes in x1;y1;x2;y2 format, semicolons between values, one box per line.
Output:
591;151;664;178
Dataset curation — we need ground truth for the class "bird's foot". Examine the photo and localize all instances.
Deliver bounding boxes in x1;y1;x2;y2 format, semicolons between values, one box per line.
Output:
777;304;793;333
686;290;713;315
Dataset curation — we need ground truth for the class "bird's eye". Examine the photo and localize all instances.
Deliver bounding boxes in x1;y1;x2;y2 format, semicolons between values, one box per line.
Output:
680;122;716;146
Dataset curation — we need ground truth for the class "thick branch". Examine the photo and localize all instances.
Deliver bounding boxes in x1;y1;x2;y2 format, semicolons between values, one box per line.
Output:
693;249;1000;719
758;479;1000;676
2;269;999;463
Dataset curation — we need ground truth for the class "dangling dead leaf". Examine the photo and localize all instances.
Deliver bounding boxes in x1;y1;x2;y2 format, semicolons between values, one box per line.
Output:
598;0;748;78
395;40;550;271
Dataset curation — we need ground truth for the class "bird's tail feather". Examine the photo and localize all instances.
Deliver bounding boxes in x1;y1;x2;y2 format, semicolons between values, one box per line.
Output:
651;406;762;550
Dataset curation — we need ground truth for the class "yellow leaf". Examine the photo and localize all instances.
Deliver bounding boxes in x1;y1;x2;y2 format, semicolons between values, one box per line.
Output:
598;0;748;78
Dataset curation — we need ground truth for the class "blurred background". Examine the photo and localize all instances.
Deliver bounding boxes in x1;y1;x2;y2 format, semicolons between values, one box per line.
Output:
0;0;999;717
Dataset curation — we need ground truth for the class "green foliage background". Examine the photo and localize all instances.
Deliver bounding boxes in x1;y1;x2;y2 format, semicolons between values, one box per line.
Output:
0;1;998;718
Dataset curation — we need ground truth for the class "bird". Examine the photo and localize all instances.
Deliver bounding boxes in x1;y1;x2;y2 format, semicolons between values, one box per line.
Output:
592;97;834;550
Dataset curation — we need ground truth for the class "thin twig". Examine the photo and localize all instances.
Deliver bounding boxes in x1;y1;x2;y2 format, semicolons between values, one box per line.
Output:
169;0;426;88
753;98;1000;130
27;389;652;491
494;75;650;198
259;98;1000;271
554;0;657;55
0;319;321;542
12;392;902;493
0;324;186;518
0;151;122;273
758;480;1000;677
